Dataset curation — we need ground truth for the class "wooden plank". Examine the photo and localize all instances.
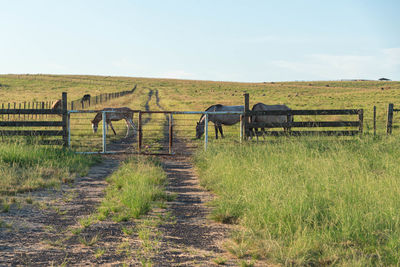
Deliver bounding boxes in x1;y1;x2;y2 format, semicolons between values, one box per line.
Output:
387;103;394;135
0;130;63;136
62;92;68;147
0;121;63;127
0;109;62;115
373;106;376;136
254;130;360;136
244;93;250;138
249;109;360;116
358;109;363;134
138;111;142;153
169;113;173;154
248;121;360;128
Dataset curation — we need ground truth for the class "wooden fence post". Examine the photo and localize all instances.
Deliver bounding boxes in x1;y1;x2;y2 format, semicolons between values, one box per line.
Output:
373;106;376;136
41;102;44;119
358;109;363;135
138;111;142;153
62;92;68;147
243;93;250;139
169;113;173;154
387;103;394;135
240;114;243;143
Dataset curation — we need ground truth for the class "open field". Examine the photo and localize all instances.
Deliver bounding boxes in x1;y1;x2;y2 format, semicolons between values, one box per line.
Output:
0;139;99;196
1;74;400;265
2;74;400;151
1;74;400;129
195;136;400;265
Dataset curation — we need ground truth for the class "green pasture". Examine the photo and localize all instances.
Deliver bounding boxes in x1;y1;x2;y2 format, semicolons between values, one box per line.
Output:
195;137;400;265
2;74;399;137
0;139;99;195
1;74;400;265
97;156;168;222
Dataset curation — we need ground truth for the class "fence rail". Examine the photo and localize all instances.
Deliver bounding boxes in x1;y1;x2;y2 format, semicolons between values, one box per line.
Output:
0;93;68;146
0;92;366;153
243;94;363;138
70;84;136;109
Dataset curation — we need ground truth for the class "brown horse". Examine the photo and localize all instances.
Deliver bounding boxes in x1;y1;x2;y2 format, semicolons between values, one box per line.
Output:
91;107;136;137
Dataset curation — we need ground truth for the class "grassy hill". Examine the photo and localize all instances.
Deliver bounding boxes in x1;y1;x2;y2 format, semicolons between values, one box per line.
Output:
1;74;399;134
2;74;400;265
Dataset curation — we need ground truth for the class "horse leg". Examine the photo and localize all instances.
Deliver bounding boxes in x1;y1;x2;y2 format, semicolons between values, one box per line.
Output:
124;119;137;137
261;127;266;140
109;121;117;135
255;127;260;142
128;119;137;136
124;120;130;138
219;125;224;138
214;125;218;139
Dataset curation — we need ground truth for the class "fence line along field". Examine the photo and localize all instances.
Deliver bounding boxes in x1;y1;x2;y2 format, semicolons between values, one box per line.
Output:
2;74;399;134
1;74;400;265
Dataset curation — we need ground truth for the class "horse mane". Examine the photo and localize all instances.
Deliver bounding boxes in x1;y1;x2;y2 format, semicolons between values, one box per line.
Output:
198;104;224;123
91;112;102;124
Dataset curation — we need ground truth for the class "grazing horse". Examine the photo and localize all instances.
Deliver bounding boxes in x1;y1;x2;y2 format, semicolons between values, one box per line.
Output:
196;105;243;139
250;103;292;138
81;94;91;104
91;107;137;138
51;100;61;110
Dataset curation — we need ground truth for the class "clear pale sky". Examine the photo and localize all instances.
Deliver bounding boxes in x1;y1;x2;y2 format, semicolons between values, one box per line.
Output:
1;0;399;82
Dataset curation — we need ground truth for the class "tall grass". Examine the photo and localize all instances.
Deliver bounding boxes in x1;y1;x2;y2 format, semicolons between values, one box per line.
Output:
0;140;99;194
195;136;400;265
98;156;167;222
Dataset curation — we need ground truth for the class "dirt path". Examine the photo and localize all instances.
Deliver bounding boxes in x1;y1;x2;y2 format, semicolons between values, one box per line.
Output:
0;155;138;265
0;93;237;265
0;152;235;266
153;153;235;266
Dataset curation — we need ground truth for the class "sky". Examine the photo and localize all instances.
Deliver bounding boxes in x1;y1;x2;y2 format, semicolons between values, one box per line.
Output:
0;0;399;82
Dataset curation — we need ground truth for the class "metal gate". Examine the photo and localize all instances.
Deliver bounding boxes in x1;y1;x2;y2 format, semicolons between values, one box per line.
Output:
67;110;243;154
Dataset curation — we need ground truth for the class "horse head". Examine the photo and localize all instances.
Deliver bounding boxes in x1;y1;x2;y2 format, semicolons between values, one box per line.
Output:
91;120;98;133
196;121;204;139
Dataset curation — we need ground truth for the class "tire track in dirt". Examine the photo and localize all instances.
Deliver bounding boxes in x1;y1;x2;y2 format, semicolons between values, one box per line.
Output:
0;154;144;265
0;88;235;266
145;91;235;265
154;153;235;266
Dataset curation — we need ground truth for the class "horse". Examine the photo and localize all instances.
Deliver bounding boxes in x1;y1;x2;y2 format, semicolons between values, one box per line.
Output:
81;94;91;104
91;107;137;138
196;104;243;139
51;99;61;110
250;103;292;139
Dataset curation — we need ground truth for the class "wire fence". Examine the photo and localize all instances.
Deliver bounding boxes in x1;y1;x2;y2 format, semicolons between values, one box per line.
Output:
67;110;243;154
69;84;136;110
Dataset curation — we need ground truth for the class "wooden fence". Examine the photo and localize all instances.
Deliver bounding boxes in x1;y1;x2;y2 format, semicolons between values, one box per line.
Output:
70;84;137;109
386;103;400;134
0;93;68;146
243;94;363;137
0;85;137;113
